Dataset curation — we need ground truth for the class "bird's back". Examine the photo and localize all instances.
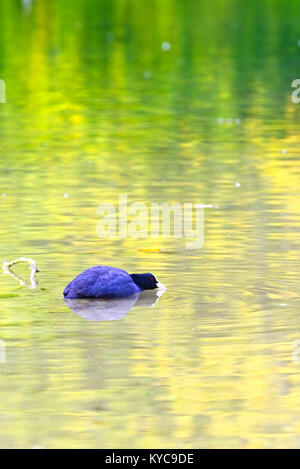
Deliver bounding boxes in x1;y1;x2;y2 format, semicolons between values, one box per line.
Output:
63;265;140;299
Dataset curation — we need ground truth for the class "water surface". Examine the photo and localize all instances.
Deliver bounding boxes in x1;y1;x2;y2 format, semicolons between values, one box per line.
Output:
0;0;300;449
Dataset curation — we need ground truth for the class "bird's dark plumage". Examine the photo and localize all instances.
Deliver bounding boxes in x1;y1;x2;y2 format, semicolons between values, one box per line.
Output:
63;265;159;299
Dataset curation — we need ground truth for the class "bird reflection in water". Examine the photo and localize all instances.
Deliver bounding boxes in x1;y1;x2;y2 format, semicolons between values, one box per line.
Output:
64;287;166;321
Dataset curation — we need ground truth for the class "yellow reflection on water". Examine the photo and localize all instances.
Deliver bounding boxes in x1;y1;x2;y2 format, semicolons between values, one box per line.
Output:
0;0;300;449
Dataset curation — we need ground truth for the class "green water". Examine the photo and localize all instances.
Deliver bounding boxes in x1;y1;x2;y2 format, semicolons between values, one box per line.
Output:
1;0;300;448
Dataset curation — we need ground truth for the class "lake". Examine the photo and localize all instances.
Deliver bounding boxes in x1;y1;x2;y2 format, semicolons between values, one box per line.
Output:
0;0;300;449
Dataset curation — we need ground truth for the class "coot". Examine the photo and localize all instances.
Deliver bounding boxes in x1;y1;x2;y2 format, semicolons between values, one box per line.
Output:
63;265;164;299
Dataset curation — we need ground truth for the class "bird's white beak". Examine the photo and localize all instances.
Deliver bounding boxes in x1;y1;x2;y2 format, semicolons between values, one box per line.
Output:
156;282;166;297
